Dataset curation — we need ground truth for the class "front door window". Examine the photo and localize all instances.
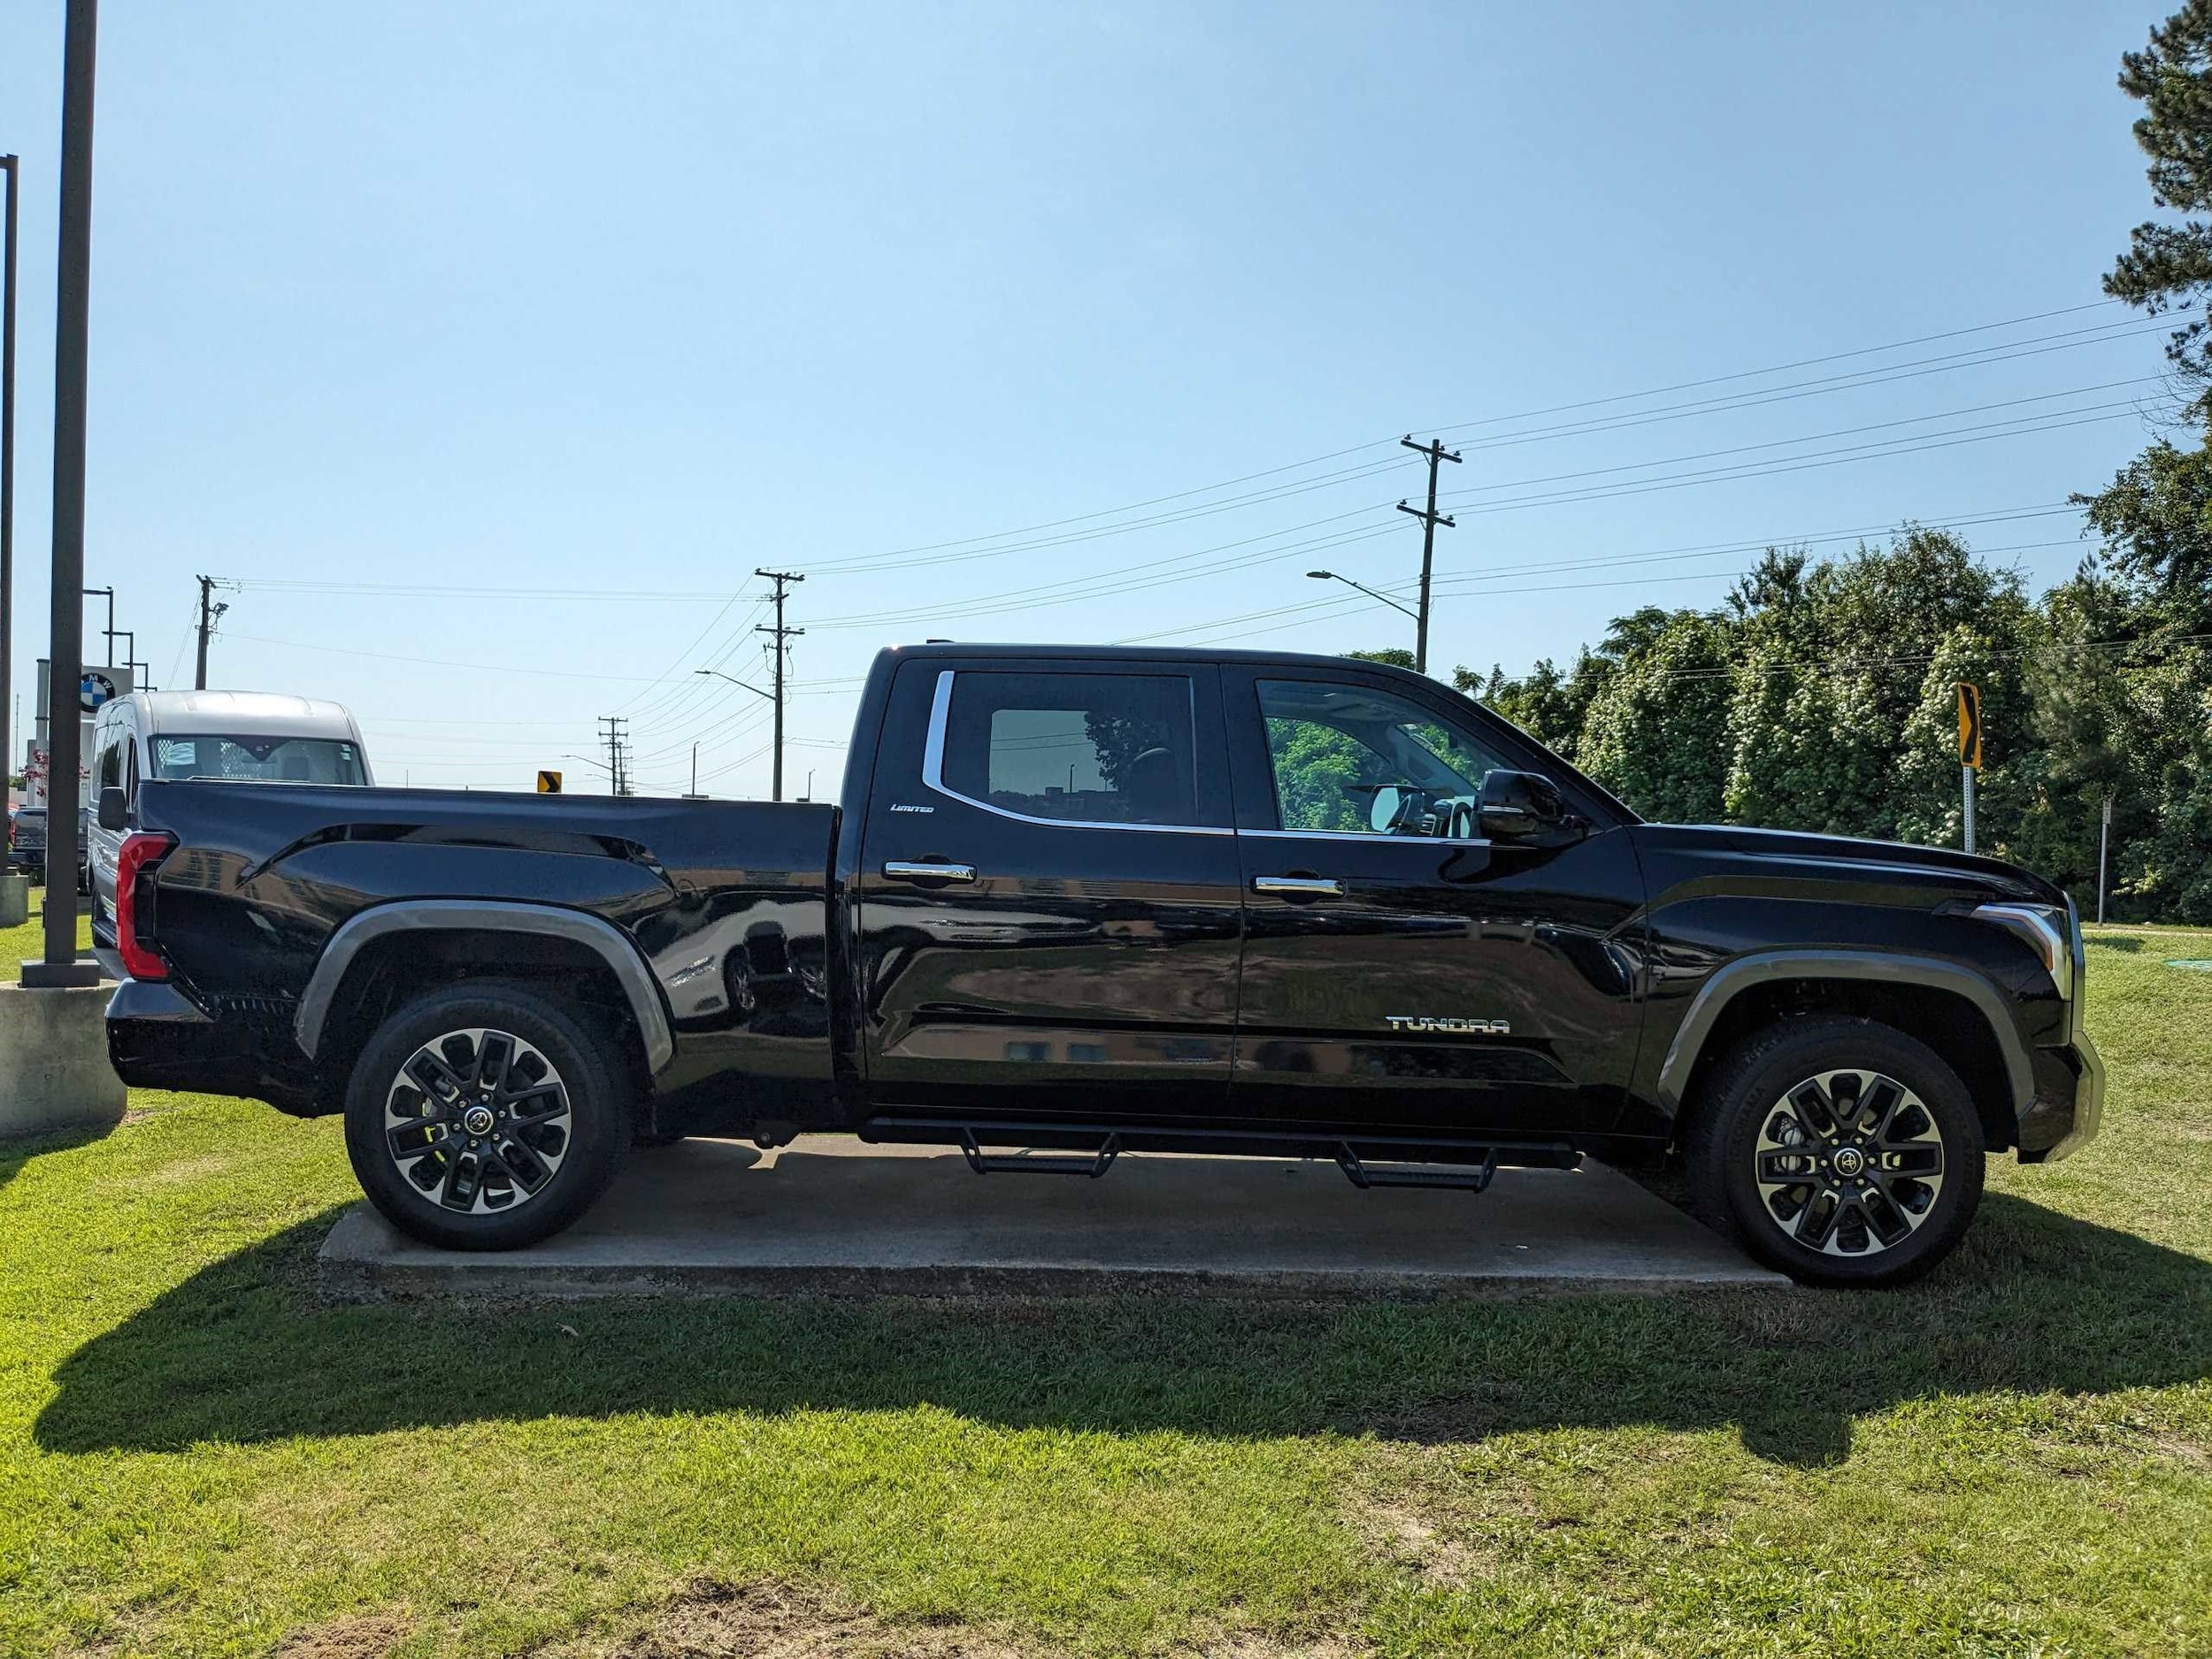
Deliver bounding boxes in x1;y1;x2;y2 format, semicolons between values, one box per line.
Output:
1258;679;1510;840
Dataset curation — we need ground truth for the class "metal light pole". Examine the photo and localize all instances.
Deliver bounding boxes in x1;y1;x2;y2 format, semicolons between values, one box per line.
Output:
82;584;112;664
2098;794;2113;926
694;666;776;797
1306;568;1420;651
29;0;103;988
2;155;19;828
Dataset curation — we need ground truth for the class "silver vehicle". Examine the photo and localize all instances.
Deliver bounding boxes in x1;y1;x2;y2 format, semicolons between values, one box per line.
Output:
88;690;373;947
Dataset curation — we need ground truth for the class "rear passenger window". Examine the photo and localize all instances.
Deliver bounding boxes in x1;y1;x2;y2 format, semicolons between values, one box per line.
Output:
941;672;1197;826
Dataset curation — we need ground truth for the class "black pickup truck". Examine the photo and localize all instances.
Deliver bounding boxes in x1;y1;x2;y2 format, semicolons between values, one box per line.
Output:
103;643;2102;1286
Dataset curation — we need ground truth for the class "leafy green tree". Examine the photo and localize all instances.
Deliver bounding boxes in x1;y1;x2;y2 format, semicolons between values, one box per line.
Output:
2076;437;2212;634
1460;654;1602;759
1575;611;1735;823
1263;718;1372;833
2107;0;2212;419
1343;647;1417;670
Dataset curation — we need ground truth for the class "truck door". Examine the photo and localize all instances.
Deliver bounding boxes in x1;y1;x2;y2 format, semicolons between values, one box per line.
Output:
854;657;1242;1121
1222;665;1645;1138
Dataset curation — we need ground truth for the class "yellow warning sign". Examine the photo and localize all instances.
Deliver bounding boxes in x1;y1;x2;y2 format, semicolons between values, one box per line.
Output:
1955;683;1983;772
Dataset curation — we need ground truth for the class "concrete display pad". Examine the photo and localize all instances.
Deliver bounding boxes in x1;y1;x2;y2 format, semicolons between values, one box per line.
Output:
319;1136;1788;1302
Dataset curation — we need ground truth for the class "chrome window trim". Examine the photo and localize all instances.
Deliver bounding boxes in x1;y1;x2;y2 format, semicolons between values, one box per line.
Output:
920;669;1233;837
1240;826;1494;848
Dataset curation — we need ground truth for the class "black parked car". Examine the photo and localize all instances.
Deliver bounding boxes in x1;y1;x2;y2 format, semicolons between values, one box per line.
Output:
103;644;2101;1286
6;805;44;876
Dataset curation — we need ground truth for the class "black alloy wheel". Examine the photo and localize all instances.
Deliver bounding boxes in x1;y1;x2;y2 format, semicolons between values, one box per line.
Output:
343;981;629;1250
1689;1017;1985;1288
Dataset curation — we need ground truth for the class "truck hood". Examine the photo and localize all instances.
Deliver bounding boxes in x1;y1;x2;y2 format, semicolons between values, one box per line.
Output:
1629;822;2066;909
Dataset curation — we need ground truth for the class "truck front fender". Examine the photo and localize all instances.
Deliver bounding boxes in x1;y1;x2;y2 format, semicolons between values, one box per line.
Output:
293;899;676;1073
1655;949;2034;1117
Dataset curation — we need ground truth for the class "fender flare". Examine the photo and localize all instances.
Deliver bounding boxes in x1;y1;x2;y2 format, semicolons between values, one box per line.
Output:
1655;949;2034;1116
293;899;676;1073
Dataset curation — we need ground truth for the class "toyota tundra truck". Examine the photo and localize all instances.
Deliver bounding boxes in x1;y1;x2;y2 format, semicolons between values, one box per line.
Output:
102;643;2102;1286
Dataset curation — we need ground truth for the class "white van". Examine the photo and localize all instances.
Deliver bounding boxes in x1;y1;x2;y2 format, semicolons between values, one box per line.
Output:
88;690;373;945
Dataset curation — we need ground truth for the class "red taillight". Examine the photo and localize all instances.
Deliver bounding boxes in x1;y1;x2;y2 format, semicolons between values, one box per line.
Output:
115;831;176;982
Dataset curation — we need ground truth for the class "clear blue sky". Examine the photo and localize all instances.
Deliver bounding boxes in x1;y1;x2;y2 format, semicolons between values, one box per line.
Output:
0;1;2182;796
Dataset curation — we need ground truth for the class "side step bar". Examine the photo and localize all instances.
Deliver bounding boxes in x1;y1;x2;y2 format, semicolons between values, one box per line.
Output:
957;1128;1122;1179
1335;1142;1498;1192
861;1117;1577;1192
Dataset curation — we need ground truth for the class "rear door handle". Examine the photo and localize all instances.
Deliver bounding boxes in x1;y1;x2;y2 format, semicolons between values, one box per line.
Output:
883;860;979;885
1253;875;1344;897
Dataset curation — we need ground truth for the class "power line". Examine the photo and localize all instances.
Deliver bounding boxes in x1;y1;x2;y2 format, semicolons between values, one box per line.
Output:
1110;504;2101;647
1439;380;2158;503
797;405;2131;636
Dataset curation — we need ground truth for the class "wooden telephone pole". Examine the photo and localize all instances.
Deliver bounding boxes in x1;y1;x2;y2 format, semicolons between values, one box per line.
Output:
755;568;803;803
1396;435;1460;675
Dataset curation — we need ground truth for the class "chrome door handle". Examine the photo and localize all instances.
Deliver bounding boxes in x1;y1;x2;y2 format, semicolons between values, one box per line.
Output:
883;860;978;884
1253;875;1344;897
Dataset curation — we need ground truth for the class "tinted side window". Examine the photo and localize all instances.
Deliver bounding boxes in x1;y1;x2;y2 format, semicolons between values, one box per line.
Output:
1257;678;1510;836
96;733;123;792
943;672;1196;826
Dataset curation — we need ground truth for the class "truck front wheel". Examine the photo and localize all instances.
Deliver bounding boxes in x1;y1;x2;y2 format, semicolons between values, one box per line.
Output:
342;980;631;1250
1687;1017;1985;1288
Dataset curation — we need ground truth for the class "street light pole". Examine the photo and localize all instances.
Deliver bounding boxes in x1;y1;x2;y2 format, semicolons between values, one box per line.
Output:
1306;569;1420;646
2;154;19;826
694;666;778;798
82;585;112;666
31;0;103;987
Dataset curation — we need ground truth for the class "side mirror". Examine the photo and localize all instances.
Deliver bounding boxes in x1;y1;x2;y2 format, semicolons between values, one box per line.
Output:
1368;785;1404;833
97;786;128;833
1479;770;1567;841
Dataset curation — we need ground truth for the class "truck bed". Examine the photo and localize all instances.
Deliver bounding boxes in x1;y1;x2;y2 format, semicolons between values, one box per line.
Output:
123;780;839;1117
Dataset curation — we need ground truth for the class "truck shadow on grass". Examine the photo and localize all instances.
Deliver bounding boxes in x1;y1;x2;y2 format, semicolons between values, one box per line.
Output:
34;1190;2211;1470
0;1119;119;1196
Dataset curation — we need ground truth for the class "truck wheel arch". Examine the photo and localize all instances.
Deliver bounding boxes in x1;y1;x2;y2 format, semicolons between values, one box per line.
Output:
1657;950;2033;1153
294;901;676;1076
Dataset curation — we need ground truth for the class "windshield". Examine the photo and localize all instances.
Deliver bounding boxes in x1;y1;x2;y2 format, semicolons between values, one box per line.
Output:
150;734;367;786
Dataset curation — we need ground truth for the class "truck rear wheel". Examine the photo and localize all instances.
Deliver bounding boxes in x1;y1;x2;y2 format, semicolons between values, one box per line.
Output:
1687;1016;1985;1288
342;980;630;1250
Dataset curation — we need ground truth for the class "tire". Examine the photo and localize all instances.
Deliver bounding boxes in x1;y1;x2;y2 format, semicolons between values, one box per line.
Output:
342;980;632;1250
1686;1016;1985;1288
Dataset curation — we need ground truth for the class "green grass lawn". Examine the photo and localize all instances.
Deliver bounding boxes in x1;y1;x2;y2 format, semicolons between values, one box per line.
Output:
2;916;2208;1656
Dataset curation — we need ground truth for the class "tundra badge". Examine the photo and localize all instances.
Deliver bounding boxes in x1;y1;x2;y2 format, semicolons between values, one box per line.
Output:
1386;1015;1511;1035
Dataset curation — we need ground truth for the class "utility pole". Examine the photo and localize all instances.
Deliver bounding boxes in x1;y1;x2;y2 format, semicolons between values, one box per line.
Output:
597;716;630;797
755;568;804;803
1396;435;1460;676
193;574;227;690
2098;794;2114;925
2;153;19;821
31;0;102;987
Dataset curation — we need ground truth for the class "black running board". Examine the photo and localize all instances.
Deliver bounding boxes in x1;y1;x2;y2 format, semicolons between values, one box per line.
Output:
860;1117;1578;1191
957;1127;1122;1179
1335;1142;1497;1192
